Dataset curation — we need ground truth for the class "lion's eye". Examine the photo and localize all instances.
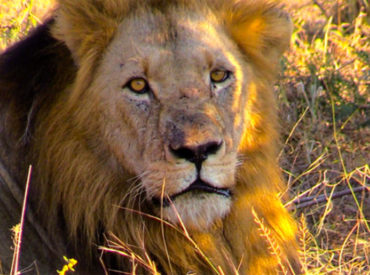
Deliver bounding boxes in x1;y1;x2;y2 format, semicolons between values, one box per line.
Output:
210;69;229;83
126;78;149;94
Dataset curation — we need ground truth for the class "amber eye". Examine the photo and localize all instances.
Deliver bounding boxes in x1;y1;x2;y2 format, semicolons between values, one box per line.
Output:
126;78;148;94
210;69;229;83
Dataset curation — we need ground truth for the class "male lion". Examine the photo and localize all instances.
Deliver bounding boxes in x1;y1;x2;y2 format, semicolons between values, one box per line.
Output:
0;0;300;274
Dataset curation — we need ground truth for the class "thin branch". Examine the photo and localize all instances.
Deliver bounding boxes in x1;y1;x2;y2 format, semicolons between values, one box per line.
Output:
295;186;368;209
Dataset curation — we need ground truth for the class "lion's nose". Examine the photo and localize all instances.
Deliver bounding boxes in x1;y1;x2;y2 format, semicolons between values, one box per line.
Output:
170;141;223;170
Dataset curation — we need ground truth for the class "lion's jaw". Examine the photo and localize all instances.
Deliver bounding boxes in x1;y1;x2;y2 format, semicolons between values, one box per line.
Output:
85;10;249;230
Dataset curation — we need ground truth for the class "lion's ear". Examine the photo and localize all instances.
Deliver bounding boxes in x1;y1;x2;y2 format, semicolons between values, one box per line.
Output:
52;0;126;64
222;2;292;67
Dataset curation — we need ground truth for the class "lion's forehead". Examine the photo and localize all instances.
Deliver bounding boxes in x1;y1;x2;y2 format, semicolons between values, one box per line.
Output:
118;8;222;46
108;9;239;75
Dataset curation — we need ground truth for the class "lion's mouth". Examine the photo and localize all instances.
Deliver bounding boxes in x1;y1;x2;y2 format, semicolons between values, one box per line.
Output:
152;179;232;207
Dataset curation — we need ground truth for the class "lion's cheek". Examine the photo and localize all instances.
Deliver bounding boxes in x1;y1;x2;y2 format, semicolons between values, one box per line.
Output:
141;163;196;199
200;154;238;189
105;134;146;175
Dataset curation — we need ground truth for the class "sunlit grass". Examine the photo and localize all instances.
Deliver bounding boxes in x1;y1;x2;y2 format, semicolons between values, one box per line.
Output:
0;0;55;51
1;0;368;274
279;0;369;273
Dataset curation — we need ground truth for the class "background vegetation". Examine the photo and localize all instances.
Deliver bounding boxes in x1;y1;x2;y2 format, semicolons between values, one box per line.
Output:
281;1;369;273
0;0;368;274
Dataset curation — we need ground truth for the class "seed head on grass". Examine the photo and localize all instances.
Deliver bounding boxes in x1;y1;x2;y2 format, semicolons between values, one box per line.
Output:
251;208;292;274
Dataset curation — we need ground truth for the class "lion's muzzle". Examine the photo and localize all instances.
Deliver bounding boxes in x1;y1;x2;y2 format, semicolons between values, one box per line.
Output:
154;120;232;205
152;178;232;207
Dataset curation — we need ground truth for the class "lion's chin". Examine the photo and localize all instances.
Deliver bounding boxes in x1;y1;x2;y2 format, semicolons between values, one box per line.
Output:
155;192;232;230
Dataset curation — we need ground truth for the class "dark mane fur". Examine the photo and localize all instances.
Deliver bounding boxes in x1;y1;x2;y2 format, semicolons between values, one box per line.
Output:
0;19;76;181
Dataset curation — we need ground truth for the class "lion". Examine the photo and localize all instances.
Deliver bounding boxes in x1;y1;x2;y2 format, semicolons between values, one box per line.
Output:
0;0;300;274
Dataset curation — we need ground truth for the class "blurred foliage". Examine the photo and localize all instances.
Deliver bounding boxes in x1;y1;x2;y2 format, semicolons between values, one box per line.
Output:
0;0;55;51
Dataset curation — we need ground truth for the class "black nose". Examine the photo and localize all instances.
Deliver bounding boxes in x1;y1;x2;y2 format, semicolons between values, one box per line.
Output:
170;141;222;170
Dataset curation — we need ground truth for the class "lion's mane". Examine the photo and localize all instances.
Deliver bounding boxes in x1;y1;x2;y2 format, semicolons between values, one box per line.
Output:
0;0;300;274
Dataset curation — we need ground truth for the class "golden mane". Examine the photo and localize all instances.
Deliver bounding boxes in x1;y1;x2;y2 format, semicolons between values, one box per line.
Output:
0;0;300;274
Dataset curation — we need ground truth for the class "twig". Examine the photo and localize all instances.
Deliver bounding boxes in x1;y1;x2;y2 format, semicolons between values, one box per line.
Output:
295;186;368;209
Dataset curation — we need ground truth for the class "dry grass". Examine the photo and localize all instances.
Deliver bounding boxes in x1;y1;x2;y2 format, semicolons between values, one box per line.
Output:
0;0;369;274
279;1;369;273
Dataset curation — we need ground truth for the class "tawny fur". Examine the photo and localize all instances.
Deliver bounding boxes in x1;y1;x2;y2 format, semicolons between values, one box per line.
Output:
0;0;300;274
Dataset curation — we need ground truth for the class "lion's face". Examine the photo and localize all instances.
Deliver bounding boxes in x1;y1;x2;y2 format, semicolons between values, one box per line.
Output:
6;1;299;273
81;10;250;229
